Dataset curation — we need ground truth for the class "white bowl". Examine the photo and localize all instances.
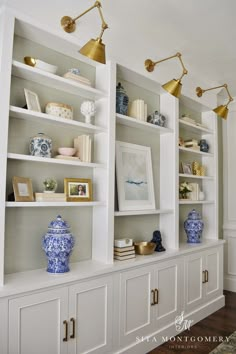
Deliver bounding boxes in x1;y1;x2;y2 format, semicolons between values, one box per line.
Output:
58;147;76;156
35;60;58;74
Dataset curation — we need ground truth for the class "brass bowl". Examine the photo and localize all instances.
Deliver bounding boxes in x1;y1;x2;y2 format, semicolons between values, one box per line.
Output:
134;242;156;255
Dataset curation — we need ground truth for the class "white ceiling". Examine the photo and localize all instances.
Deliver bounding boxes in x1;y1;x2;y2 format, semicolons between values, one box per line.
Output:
2;0;236;97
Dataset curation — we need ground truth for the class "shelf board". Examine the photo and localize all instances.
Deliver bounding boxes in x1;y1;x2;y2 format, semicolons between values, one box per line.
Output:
116;113;173;134
12;61;107;100
114;209;173;216
179;146;214;156
179;200;214;205
179;173;214;180
7;153;106;169
6;201;105;207
9;106;107;134
179;119;214;134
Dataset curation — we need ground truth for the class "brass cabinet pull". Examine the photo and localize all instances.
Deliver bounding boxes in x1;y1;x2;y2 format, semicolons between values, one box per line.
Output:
205;270;209;283
151;289;155;306
202;270;206;283
70;317;75;339
63;320;68;342
154;288;159;304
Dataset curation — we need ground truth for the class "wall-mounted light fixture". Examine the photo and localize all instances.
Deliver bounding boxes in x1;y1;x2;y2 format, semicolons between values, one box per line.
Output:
196;84;233;119
144;52;188;98
61;1;108;64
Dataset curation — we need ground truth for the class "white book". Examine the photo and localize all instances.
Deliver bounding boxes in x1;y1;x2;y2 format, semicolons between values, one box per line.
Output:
144;104;147;122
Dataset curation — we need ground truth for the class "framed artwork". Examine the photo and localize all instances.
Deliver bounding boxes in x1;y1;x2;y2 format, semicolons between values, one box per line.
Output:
181;162;192;175
64;178;92;202
24;88;41;112
115;141;155;211
12;176;34;202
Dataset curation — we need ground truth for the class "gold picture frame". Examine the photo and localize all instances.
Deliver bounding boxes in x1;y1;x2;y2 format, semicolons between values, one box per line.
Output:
64;178;92;202
12;176;34;202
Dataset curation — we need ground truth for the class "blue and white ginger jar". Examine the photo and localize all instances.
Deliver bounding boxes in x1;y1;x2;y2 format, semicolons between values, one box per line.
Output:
116;82;129;115
29;132;52;158
42;215;75;273
184;209;204;243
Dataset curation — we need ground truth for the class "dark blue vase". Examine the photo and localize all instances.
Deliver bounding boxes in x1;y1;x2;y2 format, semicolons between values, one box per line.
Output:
199;139;209;153
184;209;204;243
116;82;129;115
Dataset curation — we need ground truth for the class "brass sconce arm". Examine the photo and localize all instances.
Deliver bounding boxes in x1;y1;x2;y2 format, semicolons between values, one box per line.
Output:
196;84;234;119
145;52;188;81
61;1;108;39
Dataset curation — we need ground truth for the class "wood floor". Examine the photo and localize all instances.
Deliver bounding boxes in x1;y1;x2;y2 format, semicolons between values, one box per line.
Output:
148;291;236;354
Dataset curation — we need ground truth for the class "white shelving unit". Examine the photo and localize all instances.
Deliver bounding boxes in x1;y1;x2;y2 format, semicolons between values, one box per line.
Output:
0;11;115;285
178;98;218;243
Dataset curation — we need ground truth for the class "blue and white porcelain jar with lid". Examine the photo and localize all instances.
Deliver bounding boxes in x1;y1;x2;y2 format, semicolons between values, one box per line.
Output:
184;209;204;243
116;82;129;115
42;215;75;273
29;132;52;158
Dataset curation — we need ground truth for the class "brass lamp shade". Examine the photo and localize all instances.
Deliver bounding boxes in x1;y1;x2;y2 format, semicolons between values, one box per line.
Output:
213;105;229;120
79;38;106;64
162;79;182;98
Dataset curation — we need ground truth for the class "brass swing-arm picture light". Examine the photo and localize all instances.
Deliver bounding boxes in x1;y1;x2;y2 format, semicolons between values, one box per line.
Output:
144;52;188;98
61;1;108;64
196;84;233;119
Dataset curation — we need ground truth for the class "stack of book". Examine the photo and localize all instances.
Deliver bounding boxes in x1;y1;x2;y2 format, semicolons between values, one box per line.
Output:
184;139;200;150
114;245;136;261
74;135;92;162
63;72;92;87
35;193;66;202
128;99;147;121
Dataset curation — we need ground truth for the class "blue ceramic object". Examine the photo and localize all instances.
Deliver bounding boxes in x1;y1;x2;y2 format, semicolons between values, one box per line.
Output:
116;82;129;115
29;132;52;158
69;68;80;75
42;215;75;273
150;230;166;252
199;139;209;153
184;209;204;243
147;110;167;127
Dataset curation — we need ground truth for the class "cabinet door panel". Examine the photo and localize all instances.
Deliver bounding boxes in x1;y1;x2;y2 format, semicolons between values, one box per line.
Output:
154;259;183;327
9;288;68;354
119;266;153;347
69;276;112;354
205;248;222;300
185;253;204;312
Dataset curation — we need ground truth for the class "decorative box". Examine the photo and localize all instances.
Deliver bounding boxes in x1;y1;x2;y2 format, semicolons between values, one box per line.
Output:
114;238;133;248
45;102;73;120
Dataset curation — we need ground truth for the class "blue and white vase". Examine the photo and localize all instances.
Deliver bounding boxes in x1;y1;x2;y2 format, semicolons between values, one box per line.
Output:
42;215;75;273
116;82;129;115
147;110;167;127
29;132;52;158
199;139;209;153
184;209;204;243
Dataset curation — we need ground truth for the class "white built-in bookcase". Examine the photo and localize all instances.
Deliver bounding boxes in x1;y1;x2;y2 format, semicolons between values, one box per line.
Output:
0;8;219;286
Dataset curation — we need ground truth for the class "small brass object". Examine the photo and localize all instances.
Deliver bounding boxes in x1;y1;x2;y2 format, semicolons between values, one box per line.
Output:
63;320;68;342
70;318;75;339
151;289;155;306
154;288;159;304
134;242;156;255
24;56;36;67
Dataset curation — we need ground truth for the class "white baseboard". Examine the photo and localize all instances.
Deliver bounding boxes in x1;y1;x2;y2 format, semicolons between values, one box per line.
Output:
115;296;225;354
224;275;236;292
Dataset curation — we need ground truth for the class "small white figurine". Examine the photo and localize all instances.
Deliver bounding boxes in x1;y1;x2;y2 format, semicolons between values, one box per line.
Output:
80;101;96;124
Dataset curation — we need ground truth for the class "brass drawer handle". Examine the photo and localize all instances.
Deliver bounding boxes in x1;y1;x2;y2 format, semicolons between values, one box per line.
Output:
151;289;155;306
154;288;159;304
63;320;68;342
70;317;75;339
202;270;206;283
205;270;209;283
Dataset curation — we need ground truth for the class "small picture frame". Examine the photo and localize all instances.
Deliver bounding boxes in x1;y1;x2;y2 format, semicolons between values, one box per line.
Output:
12;176;34;202
24;88;41;112
181;162;192;175
64;178;92;202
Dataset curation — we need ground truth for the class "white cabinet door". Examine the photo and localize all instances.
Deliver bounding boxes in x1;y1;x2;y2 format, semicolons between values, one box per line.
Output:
9;287;68;354
153;258;183;328
68;276;113;354
119;265;154;347
204;247;222;301
185;252;204;312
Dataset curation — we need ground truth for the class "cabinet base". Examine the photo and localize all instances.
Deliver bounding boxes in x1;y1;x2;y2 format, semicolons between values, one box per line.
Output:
116;295;225;354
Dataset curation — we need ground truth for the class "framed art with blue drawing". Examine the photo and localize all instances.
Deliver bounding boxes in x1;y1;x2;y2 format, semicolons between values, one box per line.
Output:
115;141;155;211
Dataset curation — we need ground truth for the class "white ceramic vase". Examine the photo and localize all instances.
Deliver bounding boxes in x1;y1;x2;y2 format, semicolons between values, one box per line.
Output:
80;101;96;124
